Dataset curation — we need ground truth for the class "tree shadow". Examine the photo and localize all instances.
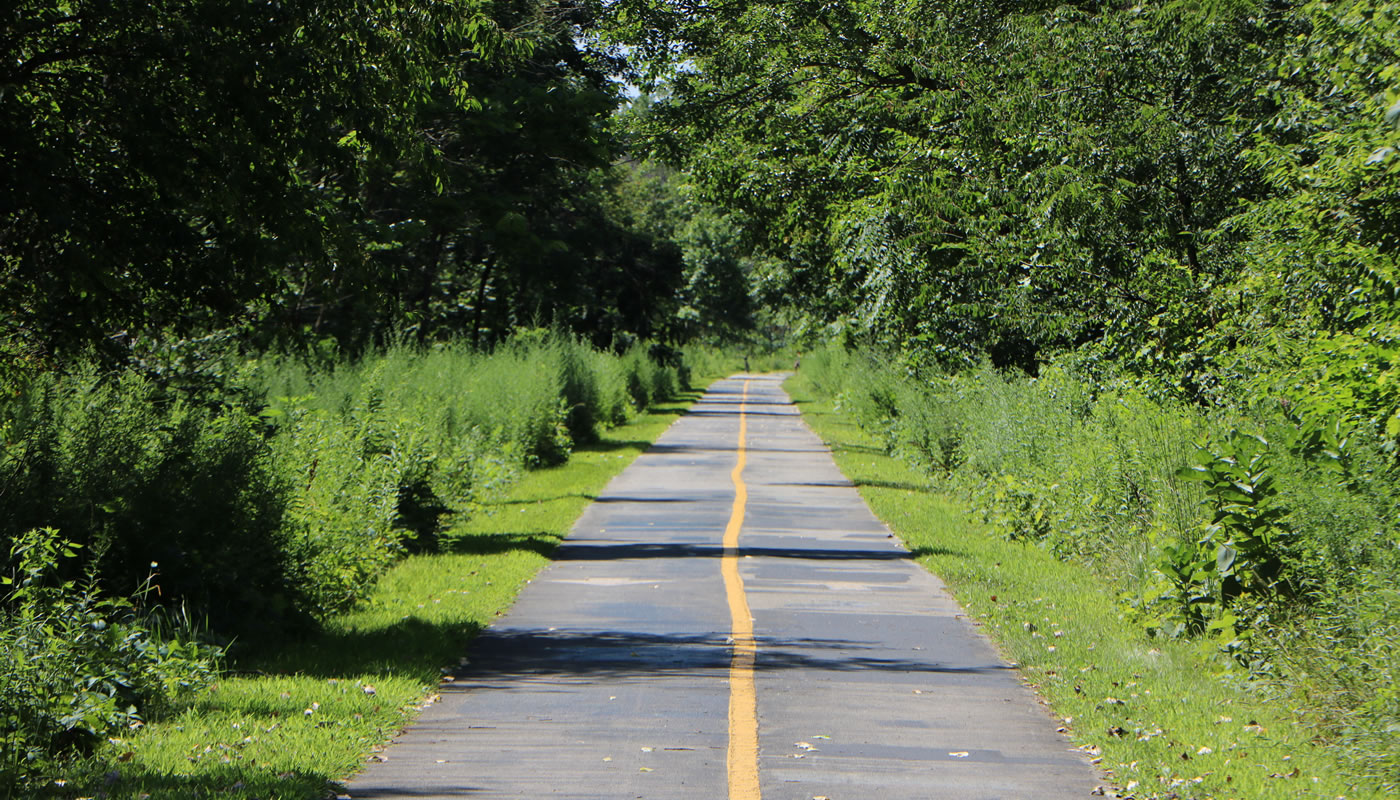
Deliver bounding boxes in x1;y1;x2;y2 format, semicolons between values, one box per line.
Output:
577;438;654;454
683;407;799;418
248;614;486;680
644;441;833;456
550;541;920;562
447;627;1012;686
829;441;889;456
440;530;561;558
44;763;339;800
241;531;972;681
857;478;936;494
772;478;936;495
494;492;597;506
907;544;968;560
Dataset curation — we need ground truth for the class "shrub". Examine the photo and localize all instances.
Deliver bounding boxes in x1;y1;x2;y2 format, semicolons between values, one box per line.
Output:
0;529;220;793
798;342;1400;788
621;346;656;409
678;344;743;385
590;348;635;427
0;367;291;637
0;332;684;639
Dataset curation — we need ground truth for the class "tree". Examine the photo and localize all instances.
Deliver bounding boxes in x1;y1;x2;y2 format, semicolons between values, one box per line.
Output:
2;0;693;359
608;158;755;343
1;0;513;357
606;0;1289;370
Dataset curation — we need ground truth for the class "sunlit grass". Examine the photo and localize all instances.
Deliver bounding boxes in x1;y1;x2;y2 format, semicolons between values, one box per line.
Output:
53;388;708;799
784;372;1364;800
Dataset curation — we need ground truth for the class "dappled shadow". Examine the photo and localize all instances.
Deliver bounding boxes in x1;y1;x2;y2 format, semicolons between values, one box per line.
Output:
245;614;484;680
449;627;1012;685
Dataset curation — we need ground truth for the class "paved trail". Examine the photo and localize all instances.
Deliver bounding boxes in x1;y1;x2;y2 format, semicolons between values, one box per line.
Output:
348;375;1100;799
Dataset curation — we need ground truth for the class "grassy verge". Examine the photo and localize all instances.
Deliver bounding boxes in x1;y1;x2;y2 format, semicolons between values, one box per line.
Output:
54;385;709;800
783;372;1363;800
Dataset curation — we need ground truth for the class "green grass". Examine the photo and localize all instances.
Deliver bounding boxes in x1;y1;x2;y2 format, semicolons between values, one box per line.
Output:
49;386;709;800
783;372;1365;800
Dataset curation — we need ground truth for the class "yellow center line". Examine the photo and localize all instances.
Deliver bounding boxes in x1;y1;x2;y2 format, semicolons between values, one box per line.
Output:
722;378;761;800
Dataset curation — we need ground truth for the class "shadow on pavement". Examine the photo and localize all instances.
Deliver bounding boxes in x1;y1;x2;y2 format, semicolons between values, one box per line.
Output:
645;443;829;455
449;628;1012;685
555;542;922;562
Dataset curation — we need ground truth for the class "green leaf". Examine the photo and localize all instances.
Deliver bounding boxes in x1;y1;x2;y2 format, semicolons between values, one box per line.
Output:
1216;544;1237;575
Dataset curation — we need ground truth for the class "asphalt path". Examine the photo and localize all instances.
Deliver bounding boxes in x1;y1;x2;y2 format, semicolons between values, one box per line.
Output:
347;374;1101;799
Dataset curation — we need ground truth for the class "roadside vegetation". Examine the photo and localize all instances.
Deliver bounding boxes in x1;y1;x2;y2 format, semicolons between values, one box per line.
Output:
790;352;1400;797
0;332;701;796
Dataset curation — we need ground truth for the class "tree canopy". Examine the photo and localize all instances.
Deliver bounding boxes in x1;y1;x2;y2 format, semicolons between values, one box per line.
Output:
605;0;1399;419
5;0;1399;431
1;0;754;362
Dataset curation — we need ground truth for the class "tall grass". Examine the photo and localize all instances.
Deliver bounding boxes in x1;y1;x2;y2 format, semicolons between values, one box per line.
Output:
0;331;686;792
800;344;1400;791
0;366;288;634
1;331;686;630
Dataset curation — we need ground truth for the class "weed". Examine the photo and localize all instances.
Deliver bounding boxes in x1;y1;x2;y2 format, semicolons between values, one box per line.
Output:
786;372;1361;799
793;345;1400;794
0;529;220;794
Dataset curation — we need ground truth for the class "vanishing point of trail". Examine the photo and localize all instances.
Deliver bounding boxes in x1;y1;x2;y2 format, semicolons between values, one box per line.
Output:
348;375;1101;799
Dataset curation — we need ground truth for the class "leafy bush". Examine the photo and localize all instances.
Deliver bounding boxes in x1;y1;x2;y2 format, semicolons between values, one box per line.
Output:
1134;431;1298;663
0;367;290;636
810;349;1209;567
618;344;681;410
0;529;220;793
676;344;743;384
249;333;681;614
799;342;1400;787
0;332;684;637
589;348;636;427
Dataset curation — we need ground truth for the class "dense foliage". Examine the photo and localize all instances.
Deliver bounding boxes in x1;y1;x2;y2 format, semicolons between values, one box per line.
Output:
608;0;1399;403
0;333;684;787
0;0;761;361
1;529;222;793
0;334;681;634
6;0;1400;792
803;346;1400;790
